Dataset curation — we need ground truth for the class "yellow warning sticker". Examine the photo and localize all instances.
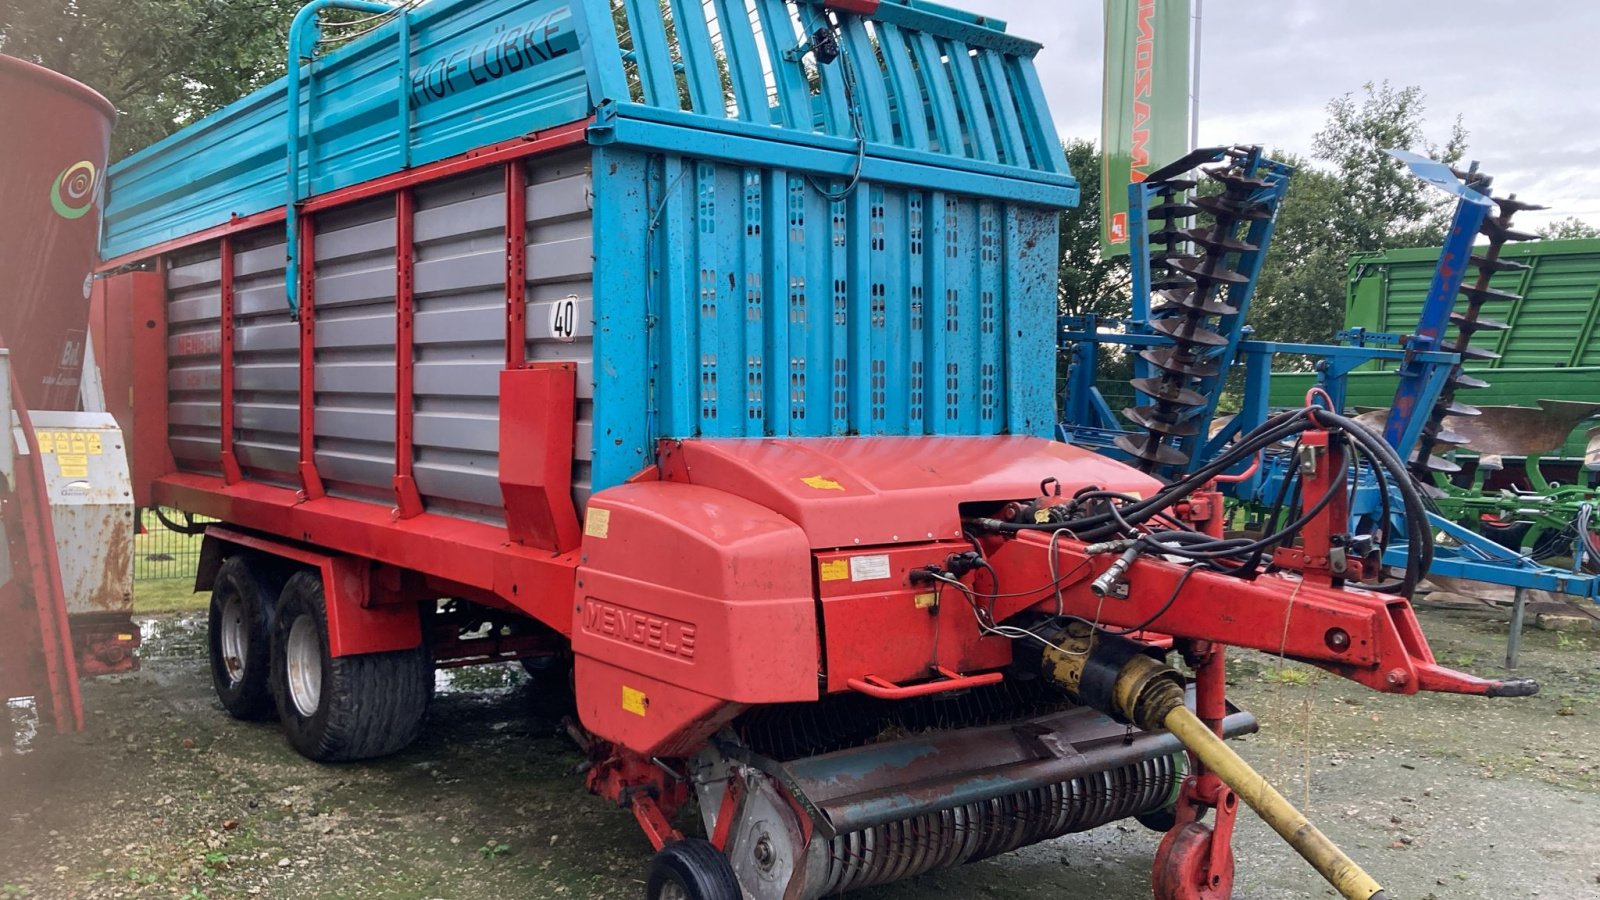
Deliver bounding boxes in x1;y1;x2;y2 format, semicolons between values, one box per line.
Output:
914;592;939;609
68;433;87;455
801;475;845;491
621;685;648;716
584;507;611;539
36;432;53;454
57;454;89;478
87;433;102;455
818;559;849;582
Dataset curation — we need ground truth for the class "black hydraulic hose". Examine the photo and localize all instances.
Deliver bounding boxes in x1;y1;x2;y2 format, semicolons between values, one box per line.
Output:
979;405;1434;596
1308;409;1432;595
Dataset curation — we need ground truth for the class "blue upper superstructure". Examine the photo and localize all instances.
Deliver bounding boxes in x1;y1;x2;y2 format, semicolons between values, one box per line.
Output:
105;0;1078;492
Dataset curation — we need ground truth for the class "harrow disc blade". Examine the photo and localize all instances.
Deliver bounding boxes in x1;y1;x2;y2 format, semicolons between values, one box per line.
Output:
1169;258;1251;286
1458;284;1521;304
1125;404;1203;437
1145;146;1230;182
1449;313;1510;332
1154;177;1199;192
1140;346;1220;378
1183;226;1258;254
1130;377;1207;407
1418;453;1462;475
1492;195;1547;214
1115;433;1190;467
1440;340;1501;361
1443;400;1483;416
1150;316;1230;346
1203;167;1274;191
1148;203;1201;220
1153;290;1238;317
1194;194;1272;221
1470;253;1529;273
1480;217;1537;242
1450;373;1492;390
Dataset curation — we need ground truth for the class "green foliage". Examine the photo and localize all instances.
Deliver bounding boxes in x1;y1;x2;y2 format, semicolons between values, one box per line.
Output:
1538;217;1600;241
1248;81;1465;342
1057;139;1131;319
0;0;304;160
1058;82;1467;346
478;841;512;859
1251;81;1469;344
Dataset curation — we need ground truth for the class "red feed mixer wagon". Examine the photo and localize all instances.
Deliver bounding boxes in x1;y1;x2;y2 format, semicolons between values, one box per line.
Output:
0;54;127;735
85;0;1534;897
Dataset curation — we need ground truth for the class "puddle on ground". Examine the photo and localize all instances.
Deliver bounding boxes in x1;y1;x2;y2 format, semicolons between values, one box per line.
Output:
4;696;38;755
135;615;205;661
435;661;528;695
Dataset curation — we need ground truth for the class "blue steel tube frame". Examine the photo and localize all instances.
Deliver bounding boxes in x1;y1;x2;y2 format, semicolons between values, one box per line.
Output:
284;0;406;315
1378;150;1493;455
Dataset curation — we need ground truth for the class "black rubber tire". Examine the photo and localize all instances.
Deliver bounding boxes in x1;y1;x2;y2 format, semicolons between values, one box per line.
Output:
207;556;278;720
269;570;432;762
645;838;741;900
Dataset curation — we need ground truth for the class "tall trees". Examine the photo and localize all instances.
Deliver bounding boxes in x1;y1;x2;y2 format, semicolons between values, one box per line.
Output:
1;0;302;159
1248;81;1468;343
1057;139;1132;319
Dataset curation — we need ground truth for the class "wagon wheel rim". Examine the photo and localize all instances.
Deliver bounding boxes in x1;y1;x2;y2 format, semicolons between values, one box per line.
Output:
219;594;248;687
285;613;323;718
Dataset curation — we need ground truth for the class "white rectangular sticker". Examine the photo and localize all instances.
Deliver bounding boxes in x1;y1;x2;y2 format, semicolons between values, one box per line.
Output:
849;554;892;582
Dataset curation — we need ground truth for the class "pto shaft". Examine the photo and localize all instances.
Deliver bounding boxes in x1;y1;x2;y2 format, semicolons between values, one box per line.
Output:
1035;622;1386;900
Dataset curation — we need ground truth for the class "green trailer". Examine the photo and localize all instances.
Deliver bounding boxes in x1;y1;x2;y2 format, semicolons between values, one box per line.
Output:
1273;237;1600;459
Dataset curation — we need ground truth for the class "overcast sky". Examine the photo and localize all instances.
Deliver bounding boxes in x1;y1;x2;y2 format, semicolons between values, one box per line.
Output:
977;1;1600;229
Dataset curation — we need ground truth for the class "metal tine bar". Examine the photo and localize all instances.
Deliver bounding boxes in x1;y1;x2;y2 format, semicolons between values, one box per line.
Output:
819;773;1170;888
622;0;680;108
838;17;892;144
976;50;1027;167
709;0;771;121
667;0;724;114
944;39;1000;163
909;30;962;157
1008;55;1068;173
752;0;814;130
876;22;929;150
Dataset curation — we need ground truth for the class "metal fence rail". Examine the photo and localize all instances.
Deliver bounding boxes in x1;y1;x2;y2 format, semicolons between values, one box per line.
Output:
133;508;213;581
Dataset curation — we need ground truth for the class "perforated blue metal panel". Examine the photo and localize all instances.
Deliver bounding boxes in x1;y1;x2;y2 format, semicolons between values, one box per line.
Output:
588;148;1060;489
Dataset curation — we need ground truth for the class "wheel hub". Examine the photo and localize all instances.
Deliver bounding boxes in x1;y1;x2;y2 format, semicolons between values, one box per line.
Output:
285;613;323;718
219;594;247;686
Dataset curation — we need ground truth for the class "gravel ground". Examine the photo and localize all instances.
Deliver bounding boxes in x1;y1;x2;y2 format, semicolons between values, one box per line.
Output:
3;598;1600;899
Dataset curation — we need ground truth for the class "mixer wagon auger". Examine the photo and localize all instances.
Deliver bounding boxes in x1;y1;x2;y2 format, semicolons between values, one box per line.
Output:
84;0;1538;896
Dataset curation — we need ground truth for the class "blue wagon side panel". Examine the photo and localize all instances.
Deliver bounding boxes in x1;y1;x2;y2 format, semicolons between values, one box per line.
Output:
103;0;588;258
589;147;1059;490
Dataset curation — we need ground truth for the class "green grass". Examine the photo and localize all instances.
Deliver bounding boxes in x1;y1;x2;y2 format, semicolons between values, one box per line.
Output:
131;508;212;614
133;578;210;614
